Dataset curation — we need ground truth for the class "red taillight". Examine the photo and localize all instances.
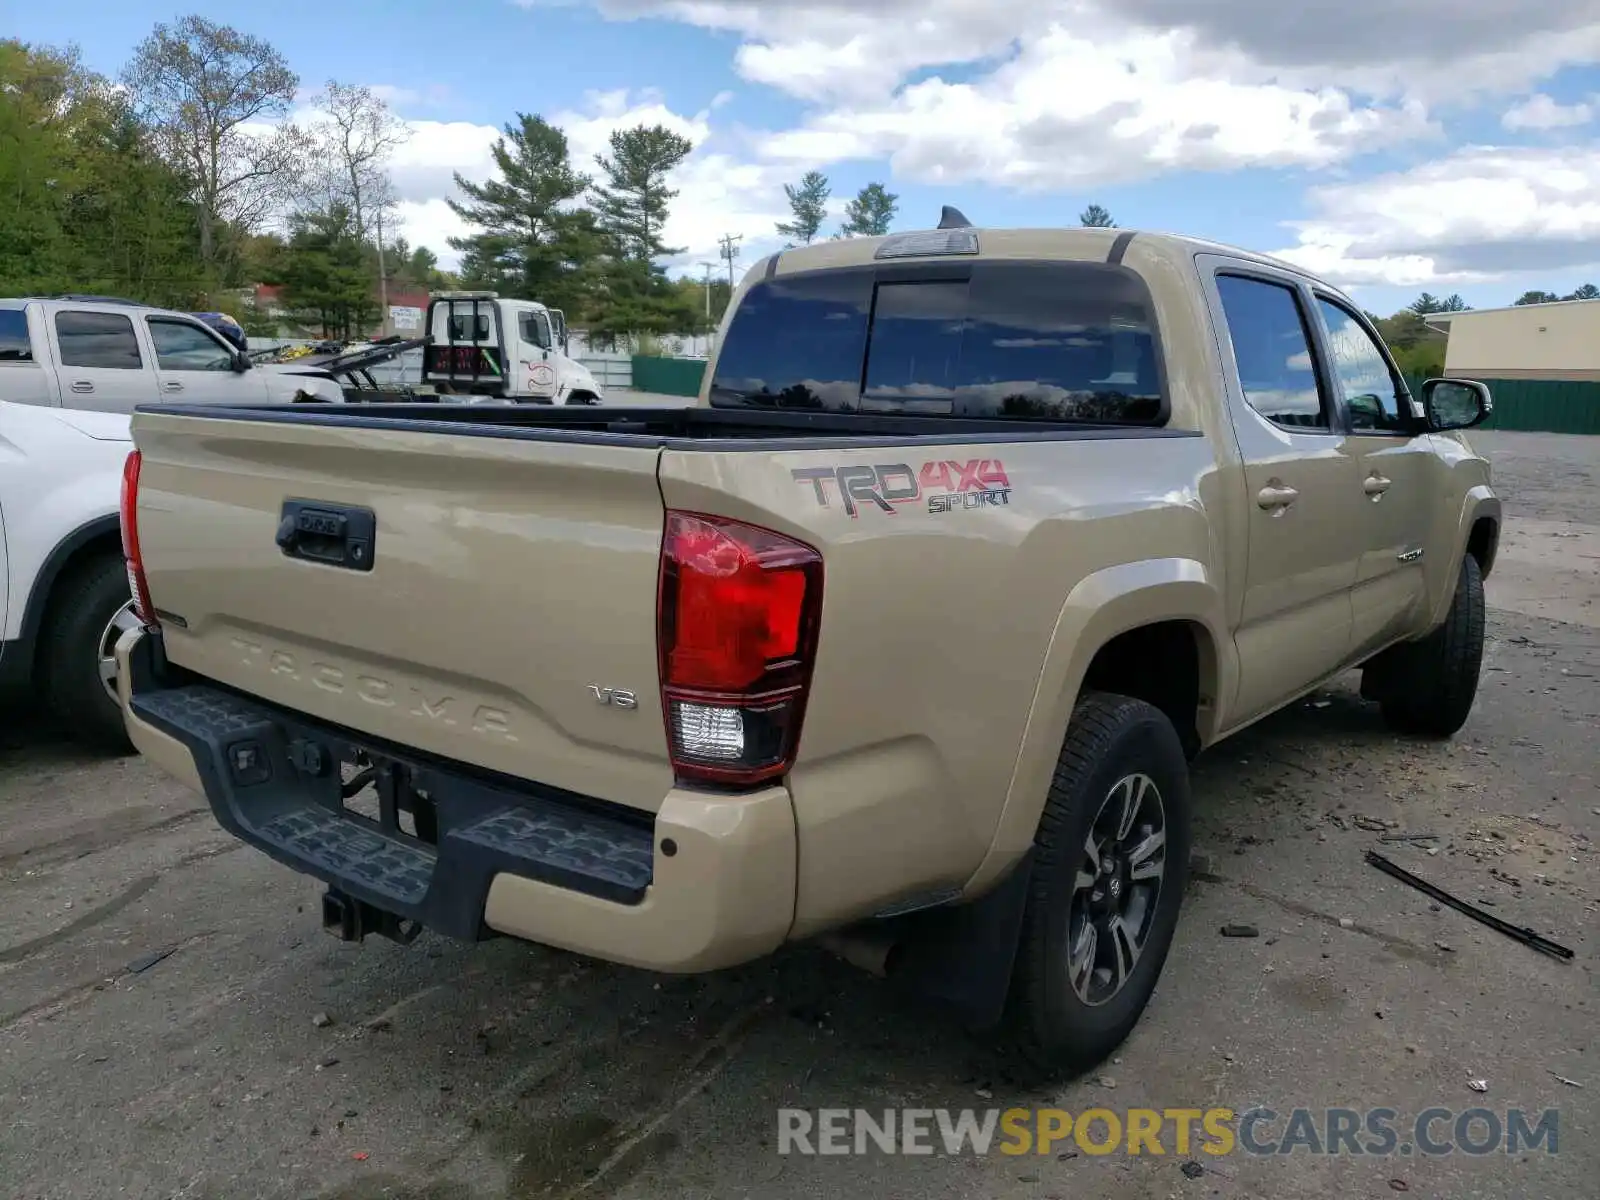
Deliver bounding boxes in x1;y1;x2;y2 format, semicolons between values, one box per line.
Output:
120;450;158;629
658;511;823;787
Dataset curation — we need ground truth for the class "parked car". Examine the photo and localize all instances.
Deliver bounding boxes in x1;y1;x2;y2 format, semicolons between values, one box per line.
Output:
0;401;134;749
0;297;345;413
116;217;1500;1074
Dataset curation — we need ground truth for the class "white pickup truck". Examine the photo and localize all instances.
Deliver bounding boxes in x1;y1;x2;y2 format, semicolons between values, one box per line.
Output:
0;297;345;413
0;400;136;749
421;293;605;404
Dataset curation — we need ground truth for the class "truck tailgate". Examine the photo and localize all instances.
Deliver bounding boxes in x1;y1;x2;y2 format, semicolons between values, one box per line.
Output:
132;412;676;812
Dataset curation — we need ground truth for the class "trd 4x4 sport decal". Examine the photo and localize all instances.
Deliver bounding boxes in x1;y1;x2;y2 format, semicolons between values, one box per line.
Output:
791;459;1012;518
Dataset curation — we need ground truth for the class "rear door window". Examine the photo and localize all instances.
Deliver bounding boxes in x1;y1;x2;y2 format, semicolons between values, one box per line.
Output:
0;308;33;362
55;311;143;369
1214;275;1331;430
710;262;1165;423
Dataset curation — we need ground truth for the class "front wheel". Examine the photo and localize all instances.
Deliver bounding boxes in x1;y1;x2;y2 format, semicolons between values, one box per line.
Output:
1371;553;1485;739
1006;692;1192;1076
43;553;138;753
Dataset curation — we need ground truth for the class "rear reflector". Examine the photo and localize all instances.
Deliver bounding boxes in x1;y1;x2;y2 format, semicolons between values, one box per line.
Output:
119;450;158;629
657;512;823;787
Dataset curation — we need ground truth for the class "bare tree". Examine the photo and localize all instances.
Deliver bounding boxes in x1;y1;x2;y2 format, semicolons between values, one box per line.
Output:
122;16;303;272
304;81;411;332
305;82;410;241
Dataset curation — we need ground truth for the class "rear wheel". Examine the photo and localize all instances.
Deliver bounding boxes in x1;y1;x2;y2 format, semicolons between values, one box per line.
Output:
1006;692;1191;1076
43;553;138;753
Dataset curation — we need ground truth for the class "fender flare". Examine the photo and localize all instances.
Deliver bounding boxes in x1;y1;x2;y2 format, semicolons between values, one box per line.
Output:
963;558;1232;895
1425;488;1501;630
14;513;123;657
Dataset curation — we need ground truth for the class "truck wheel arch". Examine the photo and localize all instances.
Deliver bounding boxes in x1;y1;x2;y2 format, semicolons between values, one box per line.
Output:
1424;489;1501;632
963;559;1232;898
14;515;123;674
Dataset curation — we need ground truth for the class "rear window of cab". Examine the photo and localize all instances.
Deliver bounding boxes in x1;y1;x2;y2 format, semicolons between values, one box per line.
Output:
709;262;1167;424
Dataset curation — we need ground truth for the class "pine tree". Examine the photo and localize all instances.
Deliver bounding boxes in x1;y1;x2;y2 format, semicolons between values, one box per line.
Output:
445;113;595;312
776;171;830;245
591;124;694;262
1080;204;1117;228
839;182;898;238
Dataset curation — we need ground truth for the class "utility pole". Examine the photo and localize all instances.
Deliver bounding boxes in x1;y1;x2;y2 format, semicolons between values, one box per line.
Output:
376;205;390;339
699;262;716;322
718;233;743;291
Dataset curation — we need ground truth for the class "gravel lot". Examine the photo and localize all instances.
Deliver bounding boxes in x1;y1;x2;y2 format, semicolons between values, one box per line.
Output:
1;431;1594;1200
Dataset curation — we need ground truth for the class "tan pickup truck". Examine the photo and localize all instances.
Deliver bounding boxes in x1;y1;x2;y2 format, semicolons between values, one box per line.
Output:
117;218;1501;1074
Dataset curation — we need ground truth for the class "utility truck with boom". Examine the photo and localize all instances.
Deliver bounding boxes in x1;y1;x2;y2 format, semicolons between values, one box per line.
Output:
116;212;1500;1074
421;292;604;404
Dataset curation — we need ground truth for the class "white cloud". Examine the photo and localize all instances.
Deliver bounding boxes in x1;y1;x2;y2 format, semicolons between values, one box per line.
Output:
561;0;1600;104
1502;92;1595;130
757;25;1440;190
529;1;1600;197
1271;145;1600;287
375;2;1600;290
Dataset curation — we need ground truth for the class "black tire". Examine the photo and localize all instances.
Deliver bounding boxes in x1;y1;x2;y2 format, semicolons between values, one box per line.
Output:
1374;553;1485;739
1006;692;1192;1077
42;553;136;754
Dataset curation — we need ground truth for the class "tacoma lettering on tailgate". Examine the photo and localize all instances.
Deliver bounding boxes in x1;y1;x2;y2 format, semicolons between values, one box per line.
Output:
227;637;518;742
791;459;1012;518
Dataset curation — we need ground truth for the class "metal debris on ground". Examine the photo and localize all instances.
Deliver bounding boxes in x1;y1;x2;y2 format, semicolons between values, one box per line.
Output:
311;1012;334;1029
1389;1179;1410;1192
1219;923;1260;938
1468;1079;1489;1093
1364;850;1576;961
1548;1071;1584;1089
1181;1161;1205;1179
125;947;178;975
1379;832;1441;843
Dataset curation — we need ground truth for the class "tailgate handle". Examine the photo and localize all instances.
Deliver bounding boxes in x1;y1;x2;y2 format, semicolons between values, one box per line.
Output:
276;500;376;572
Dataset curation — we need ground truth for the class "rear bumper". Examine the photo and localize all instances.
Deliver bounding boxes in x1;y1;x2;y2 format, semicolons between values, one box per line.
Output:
117;630;796;972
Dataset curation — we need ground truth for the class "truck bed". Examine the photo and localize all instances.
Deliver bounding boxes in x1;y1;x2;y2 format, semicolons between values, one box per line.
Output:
140;402;1201;448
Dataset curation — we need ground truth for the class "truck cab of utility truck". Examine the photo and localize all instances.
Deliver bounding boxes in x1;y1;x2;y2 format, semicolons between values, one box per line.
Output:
421;293;603;405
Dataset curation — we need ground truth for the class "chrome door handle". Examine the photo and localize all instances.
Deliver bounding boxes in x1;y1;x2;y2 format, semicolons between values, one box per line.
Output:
70;380;94;394
1257;483;1299;510
163;380;184;392
1364;474;1392;498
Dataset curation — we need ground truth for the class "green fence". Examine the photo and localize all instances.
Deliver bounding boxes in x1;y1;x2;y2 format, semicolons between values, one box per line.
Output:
632;355;706;398
1405;375;1600;435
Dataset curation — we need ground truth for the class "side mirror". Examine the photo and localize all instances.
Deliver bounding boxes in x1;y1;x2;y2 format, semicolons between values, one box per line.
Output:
231;349;251;373
1421;377;1491;432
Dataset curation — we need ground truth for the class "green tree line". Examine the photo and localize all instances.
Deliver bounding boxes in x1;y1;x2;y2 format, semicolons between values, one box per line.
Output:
0;21;713;338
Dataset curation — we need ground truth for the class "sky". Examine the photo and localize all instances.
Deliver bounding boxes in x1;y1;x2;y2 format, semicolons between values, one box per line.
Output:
13;0;1600;315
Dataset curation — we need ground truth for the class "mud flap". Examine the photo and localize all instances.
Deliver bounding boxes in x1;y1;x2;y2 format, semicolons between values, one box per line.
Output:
885;850;1035;1031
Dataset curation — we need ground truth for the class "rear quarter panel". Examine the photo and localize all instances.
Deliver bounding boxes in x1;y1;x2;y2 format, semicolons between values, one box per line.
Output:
660;431;1230;934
